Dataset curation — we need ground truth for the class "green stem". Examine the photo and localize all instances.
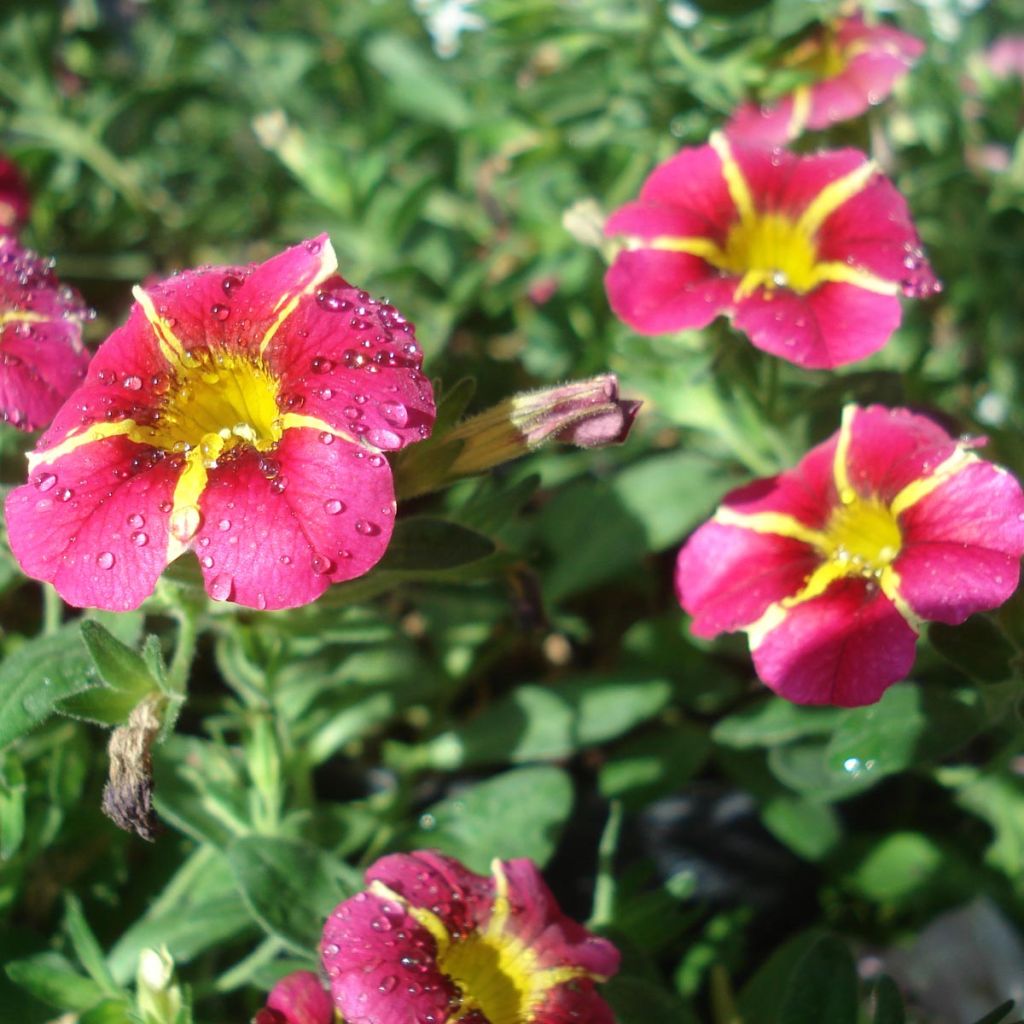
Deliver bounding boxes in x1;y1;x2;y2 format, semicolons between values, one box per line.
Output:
167;605;199;694
588;800;623;929
710;964;743;1024
42;585;63;635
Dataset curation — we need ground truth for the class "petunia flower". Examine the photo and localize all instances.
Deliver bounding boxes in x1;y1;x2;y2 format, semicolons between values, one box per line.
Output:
254;971;334;1024
984;34;1024;81
321;850;620;1024
604;132;939;369
0;156;31;236
0;237;91;431
676;405;1024;707
5;235;435;611
726;13;924;147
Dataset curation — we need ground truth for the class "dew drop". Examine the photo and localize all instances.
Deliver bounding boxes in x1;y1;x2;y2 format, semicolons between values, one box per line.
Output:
368;428;402;450
311;356;334;374
200;555;214;568
170;505;201;542
123;374;143;391
270;477;288;494
127;512;145;528
56;487;73;502
209;573;233;601
354;519;380;536
35;473;57;492
218;518;231;531
311;553;335;575
318;431;334;445
324;498;345;515
380;400;408;427
131;531;148;547
222;274;244;295
96;551;115;570
378;975;397;994
211;303;230;321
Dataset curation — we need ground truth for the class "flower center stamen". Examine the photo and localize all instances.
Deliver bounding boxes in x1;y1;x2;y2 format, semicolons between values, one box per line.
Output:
820;495;902;576
438;931;535;1024
723;212;820;296
141;348;282;466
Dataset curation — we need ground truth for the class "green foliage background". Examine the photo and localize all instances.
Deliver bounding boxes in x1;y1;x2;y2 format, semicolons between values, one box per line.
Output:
2;0;1024;1022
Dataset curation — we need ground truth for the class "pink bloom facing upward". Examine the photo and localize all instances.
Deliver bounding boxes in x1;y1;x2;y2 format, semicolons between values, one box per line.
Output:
604;133;939;369
0;157;31;236
255;971;334;1024
727;13;924;146
321;851;620;1024
5;235;436;611
677;406;1024;707
986;35;1024;81
0;238;91;431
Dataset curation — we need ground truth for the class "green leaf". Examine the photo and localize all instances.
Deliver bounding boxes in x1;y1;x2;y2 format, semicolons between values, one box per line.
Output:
599;724;710;808
943;769;1024;887
778;935;858;1024
6;953;105;1012
738;929;833;1023
411;766;574;872
713;698;842;749
0;624;98;748
762;795;841;862
79;1000;136;1024
226;836;356;953
64;894;121;997
603;975;700;1024
870;975;906;1024
928;616;1017;683
0;752;26;859
418;675;672;769
971;1001;1019;1024
848;833;944;904
377;517;495;572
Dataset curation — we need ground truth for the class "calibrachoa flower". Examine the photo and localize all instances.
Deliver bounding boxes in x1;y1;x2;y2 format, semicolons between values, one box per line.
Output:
255;971;333;1024
5;235;435;611
321;851;620;1024
0;156;30;236
0;237;91;430
604;132;939;369
726;13;924;147
676;405;1024;707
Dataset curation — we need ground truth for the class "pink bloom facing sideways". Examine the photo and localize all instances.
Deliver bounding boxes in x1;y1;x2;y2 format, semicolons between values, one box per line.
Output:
5;235;435;611
0;238;91;430
605;133;939;369
727;13;924;146
321;851;620;1024
676;405;1024;707
256;971;333;1024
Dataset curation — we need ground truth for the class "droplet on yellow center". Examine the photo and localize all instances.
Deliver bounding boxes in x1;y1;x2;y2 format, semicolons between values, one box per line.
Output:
723;212;820;294
438;931;535;1024
142;349;282;462
821;495;902;575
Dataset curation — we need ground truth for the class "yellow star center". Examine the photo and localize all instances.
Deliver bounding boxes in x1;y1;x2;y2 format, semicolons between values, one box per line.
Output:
722;212;820;296
438;930;536;1024
820;494;902;577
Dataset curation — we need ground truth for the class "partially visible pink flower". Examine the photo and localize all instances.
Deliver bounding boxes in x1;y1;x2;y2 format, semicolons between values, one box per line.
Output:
254;971;333;1024
5;235;436;611
985;35;1024;81
321;851;620;1024
727;13;924;146
605;133;939;369
0;238;91;431
676;405;1024;707
0;157;30;236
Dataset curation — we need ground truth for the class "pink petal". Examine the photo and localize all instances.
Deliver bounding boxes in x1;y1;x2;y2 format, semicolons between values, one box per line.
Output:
605;199;721;242
321;890;456;1024
191;427;395;610
752;578;918;706
604;249;734;335
725;99;797;147
265;277;435;453
733;282;901;368
535;979;618;1024
676;521;819;638
895;461;1024;624
5;437;180;611
265;971;333;1024
842;406;960;503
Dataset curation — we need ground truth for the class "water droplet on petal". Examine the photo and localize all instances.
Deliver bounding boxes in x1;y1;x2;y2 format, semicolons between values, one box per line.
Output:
380;400;408;427
127;512;145;528
270;477;288;494
35;473;57;492
318;431;334;445
324;498;345;515
368;428;402;450
311;553;335;575
170;505;201;542
209;573;233;601
211;303;230;321
222;274;244;295
96;551;115;570
131;531;148;547
218;518;231;531
355;519;380;536
311;356;333;374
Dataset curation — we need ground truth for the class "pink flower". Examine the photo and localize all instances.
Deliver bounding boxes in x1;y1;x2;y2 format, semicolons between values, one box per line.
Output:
604;133;939;369
255;971;333;1024
5;235;435;611
0;157;31;236
985;35;1024;81
321;851;620;1024
676;405;1024;707
727;13;924;146
0;238;91;431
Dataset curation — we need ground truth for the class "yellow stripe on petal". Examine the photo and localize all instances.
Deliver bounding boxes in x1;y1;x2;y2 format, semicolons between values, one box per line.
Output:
132;285;188;368
797;159;878;238
638;235;730;263
879;566;922;631
710;132;755;223
814;261;899;295
0;310;52;326
832;404;857;503
788;86;812;138
368;880;452;958
277;412;359;446
166;448;207;562
889;446;976;517
714;505;826;547
258;237;339;358
27;419;143;471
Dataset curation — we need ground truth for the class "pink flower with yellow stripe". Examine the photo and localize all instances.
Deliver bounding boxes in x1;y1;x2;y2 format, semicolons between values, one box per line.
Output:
677;405;1024;707
726;13;924;147
321;851;620;1024
604;133;939;369
5;236;435;611
0;237;91;431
